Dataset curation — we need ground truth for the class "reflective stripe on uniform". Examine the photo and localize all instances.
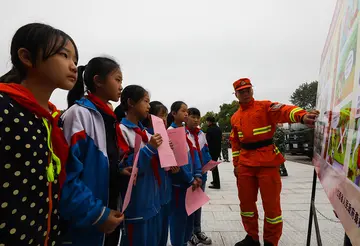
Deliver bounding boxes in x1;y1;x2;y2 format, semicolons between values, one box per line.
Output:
241;211;255;217
253;125;271;135
238;132;244;138
266;215;282;224
289;107;303;122
232;151;240;157
274;146;280;155
52;111;59;118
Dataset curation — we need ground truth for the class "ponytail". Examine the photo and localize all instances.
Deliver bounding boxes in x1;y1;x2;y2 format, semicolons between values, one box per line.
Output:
0;67;21;83
115;104;126;122
67;65;86;108
167;113;174;128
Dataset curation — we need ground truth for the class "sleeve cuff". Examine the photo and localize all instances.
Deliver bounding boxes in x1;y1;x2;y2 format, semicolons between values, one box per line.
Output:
300;115;305;124
92;207;110;226
143;144;157;157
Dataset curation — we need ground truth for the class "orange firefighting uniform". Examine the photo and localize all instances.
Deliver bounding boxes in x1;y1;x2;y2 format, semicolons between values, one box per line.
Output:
230;98;307;245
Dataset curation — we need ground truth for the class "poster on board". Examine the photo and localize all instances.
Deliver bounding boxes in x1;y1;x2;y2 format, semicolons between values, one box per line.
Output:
314;0;360;244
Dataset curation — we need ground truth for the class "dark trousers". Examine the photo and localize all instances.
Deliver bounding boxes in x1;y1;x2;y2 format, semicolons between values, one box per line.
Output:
210;155;220;187
193;181;206;233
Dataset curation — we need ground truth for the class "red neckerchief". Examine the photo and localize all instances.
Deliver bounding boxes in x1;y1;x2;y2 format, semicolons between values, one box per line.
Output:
0;83;68;189
151;156;161;187
133;127;149;143
133;127;161;187
188;127;203;165
87;93;130;154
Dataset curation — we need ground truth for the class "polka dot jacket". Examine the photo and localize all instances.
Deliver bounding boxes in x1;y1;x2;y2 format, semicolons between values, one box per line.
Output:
0;92;61;246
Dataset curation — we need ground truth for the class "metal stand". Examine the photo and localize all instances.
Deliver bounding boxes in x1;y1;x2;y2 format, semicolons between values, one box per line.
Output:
306;169;352;246
306;169;323;246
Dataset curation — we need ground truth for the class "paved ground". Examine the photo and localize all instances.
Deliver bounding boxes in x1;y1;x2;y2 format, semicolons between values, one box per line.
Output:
284;154;312;166
198;159;345;246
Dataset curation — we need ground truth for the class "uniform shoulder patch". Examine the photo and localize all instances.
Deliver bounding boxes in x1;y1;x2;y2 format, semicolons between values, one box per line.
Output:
270;103;284;111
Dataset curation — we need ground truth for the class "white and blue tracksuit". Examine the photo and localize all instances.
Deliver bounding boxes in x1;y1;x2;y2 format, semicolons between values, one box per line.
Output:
119;119;162;246
168;123;202;246
59;98;121;246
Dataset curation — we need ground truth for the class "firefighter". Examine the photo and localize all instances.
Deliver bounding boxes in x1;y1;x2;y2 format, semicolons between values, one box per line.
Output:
230;78;318;246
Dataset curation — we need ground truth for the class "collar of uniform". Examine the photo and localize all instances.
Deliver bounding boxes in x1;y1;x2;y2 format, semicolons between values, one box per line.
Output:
170;122;178;128
240;98;255;110
121;117;145;130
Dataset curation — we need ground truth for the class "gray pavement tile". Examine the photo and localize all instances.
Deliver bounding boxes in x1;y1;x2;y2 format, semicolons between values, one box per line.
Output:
202;220;245;232
213;211;241;221
208;199;240;205
219;232;248;246
202;204;232;212
202;211;216;221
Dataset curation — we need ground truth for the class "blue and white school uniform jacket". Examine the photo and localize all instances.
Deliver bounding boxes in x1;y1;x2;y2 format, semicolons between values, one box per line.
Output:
187;129;212;183
168;123;202;188
120;118;161;222
59;98;115;246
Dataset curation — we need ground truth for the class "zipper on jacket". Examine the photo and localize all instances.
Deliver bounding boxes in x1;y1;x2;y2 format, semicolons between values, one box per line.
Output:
77;104;111;211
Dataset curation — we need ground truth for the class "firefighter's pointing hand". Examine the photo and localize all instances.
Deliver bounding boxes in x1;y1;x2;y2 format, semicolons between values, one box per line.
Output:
302;110;320;128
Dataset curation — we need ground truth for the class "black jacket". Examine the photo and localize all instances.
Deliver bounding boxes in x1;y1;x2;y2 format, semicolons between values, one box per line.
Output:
206;124;222;158
0;93;61;245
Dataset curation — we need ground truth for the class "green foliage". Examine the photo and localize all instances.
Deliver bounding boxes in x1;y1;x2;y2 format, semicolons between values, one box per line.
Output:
200;101;239;133
217;101;239;133
290;81;318;110
273;127;286;155
200;111;217;132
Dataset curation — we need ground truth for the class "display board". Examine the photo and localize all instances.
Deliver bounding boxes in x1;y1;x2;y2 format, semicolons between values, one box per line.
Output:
314;0;360;244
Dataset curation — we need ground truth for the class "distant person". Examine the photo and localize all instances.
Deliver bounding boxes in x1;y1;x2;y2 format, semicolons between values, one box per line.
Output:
206;116;222;189
221;134;230;162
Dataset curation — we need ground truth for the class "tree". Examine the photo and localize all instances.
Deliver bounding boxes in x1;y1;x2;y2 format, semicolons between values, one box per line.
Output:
290;81;318;110
217;101;240;133
273;127;286;155
200;111;217;132
201;101;239;133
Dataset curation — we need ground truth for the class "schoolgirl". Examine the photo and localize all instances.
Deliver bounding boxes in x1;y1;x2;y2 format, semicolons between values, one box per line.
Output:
118;85;163;246
167;101;202;246
0;23;78;245
186;107;212;245
60;57;127;246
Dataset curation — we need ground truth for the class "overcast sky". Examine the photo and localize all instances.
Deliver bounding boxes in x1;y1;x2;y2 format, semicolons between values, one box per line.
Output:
0;0;337;113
